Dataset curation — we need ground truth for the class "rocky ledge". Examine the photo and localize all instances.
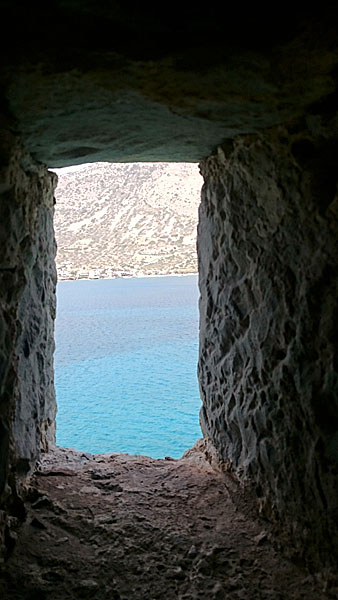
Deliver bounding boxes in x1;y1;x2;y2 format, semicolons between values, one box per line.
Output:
1;443;337;600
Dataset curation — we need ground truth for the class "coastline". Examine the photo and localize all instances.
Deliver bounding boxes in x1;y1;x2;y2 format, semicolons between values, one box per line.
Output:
57;271;198;283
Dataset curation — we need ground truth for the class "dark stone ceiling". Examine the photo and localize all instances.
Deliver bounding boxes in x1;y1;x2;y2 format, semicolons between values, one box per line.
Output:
1;4;338;165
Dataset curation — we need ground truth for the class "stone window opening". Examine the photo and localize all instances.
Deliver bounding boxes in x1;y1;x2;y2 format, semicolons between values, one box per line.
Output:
1;7;338;585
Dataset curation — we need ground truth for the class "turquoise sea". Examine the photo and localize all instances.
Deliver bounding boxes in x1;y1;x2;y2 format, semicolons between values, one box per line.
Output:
54;275;202;458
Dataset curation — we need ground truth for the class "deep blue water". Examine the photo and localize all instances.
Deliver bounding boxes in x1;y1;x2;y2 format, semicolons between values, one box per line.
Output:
54;275;201;458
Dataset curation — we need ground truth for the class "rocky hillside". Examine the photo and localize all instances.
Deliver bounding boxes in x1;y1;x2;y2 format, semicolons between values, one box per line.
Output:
52;162;202;279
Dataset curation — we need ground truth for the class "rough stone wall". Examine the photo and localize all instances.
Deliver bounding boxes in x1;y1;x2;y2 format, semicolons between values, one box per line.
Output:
0;133;57;556
198;129;338;566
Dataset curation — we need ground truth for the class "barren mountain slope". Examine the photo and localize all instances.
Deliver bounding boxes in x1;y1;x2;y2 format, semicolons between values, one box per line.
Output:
52;162;202;279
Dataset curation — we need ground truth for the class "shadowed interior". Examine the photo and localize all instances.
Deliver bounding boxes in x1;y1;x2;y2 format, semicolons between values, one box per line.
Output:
0;3;338;584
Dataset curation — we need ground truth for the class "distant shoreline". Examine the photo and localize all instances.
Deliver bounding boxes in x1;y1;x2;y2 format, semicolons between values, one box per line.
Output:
57;271;198;283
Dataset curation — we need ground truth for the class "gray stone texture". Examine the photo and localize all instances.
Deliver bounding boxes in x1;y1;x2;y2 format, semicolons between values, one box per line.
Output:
2;9;337;167
0;133;57;553
0;1;338;570
198;129;338;565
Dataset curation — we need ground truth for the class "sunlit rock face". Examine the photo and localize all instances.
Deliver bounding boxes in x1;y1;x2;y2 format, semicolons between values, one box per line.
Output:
0;1;338;567
198;128;338;565
0;134;57;553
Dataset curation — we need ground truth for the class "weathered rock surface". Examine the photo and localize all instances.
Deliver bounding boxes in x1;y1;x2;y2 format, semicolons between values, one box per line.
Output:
2;7;338;166
2;444;336;600
198;128;338;566
0;0;338;580
0;134;57;553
